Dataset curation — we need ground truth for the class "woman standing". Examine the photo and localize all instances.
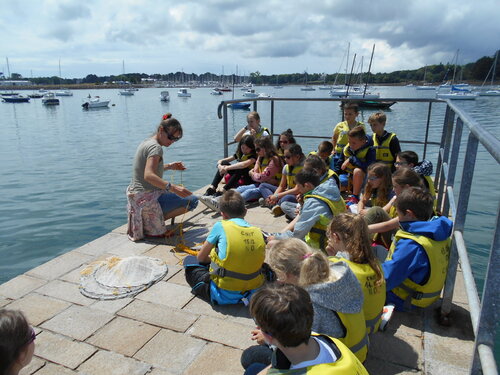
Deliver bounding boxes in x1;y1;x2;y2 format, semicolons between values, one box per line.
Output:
127;114;198;241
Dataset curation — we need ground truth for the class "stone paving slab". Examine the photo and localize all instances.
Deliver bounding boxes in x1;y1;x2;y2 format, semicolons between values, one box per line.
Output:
183;342;244;375
35;279;95;306
147;368;176;375
90;296;133;314
19;356;45;375
118;299;200;333
33;362;77;375
364;357;421;375
77;350;152;375
0;296;10;307
26;251;94;281
87;316;160;356
369;329;423;371
143;245;185;266
188;315;254;350
5;293;71;326
134;329;206;374
136;280;194;309
0;274;47;299
35;330;96;369
41;305;114;341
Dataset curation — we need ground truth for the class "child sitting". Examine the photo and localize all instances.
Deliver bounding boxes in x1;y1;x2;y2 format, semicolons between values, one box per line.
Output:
183;190;266;305
258;144;305;217
338;126;376;206
0;309;36;375
356;162;394;215
267;169;345;252
309;140;334;167
383;187;452;311
275;129;297;158
369;112;401;171
396;151;436;205
331;103;365;173
204;135;256;196
327;213;386;335
234;111;270;142
243;283;368;374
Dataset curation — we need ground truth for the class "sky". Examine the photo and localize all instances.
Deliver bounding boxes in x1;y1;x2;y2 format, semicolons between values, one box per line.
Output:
1;0;499;79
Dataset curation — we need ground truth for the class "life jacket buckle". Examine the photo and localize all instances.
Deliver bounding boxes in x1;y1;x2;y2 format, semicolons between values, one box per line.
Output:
413;291;424;300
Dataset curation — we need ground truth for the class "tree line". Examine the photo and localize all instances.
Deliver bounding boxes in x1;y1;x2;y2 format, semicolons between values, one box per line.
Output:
4;50;498;86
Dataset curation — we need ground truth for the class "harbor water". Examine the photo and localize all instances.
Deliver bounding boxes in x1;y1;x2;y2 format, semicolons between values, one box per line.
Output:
1;85;498;292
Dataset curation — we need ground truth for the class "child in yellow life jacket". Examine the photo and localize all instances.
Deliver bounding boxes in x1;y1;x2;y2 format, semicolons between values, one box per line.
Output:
241;240;369;372
356;163;394;215
234;111;270;142
275;129;297;158
326;213;386;335
309;140;334;168
183;190;266;305
338;126;376;206
383;187;452;311
368;112;401;171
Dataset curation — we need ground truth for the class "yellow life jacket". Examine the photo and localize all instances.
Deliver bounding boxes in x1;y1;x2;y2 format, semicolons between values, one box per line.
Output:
284;163;304;189
304;194;346;251
259;156;282;185
238;153;256;169
421;175;437;211
330;257;386;335
209;220;266;292
269;334;369;374
335;310;369;363
342;143;371;174
334;121;365;154
388;205;398;219
255;126;270;139
321;169;341;189
372;132;397;165
387;229;451;308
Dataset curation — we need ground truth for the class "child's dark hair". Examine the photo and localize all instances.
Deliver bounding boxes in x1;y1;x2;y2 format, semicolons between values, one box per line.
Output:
157;114;182;138
286;143;303;158
0;309;32;374
318;141;334;154
364;163;393;206
250;283;313;347
304;154;328;176
343;102;359;113
395;187;434;221
236;135;256;158
397;151;419;166
275;128;296;150
255;136;278;158
392;167;424;189
348;125;366;141
295;168;320;188
219;190;246;218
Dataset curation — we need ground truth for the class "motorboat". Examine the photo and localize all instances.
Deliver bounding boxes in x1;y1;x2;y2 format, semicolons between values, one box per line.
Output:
341;100;396;109
2;94;30;103
242;89;259;98
228;102;251;109
415;85;437;90
258;93;272;98
119;89;134;96
82;96;110;109
436;88;477;100
477;90;500;97
160;91;170;101
216;86;232;92
177;88;191;97
300;86;316;91
28;92;44;98
42;92;60;105
55;90;73;96
318;86;332;90
210;89;223;95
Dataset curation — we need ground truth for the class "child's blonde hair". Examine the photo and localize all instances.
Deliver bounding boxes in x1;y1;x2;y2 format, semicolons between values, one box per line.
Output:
267;238;332;287
328;213;384;287
368;112;386;125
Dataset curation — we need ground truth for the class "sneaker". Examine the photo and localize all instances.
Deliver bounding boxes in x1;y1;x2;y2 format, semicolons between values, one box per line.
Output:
214;190;223;197
258;197;266;207
204;187;216;196
379;304;395;331
199;196;220;213
345;195;359;207
271;205;284;217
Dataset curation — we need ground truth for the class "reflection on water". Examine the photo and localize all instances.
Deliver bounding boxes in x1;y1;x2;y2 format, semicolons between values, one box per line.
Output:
0;86;498;287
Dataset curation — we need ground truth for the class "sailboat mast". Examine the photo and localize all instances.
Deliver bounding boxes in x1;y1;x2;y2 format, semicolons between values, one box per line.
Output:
492;51;498;86
346;54;356;96
345;42;350;86
6;57;11;79
363;44;375;97
452;49;459;84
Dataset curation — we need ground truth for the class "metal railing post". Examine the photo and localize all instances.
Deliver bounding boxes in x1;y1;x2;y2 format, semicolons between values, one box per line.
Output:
253;100;257;112
270;100;275;138
441;133;479;317
223;104;228;158
471;201;500;374
442;117;464;218
436;105;455;209
423;102;433;159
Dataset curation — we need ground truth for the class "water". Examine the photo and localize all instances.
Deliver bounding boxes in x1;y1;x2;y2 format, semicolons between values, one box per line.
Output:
1;86;498;289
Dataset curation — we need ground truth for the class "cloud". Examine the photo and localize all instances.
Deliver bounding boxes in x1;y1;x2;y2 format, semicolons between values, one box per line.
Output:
55;2;91;21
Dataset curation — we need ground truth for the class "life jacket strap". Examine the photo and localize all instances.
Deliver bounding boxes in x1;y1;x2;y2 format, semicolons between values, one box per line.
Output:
349;332;369;354
210;263;263;281
366;311;383;330
398;283;442;310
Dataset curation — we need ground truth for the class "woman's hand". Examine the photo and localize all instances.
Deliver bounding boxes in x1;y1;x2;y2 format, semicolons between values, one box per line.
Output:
171;184;192;198
167;161;186;171
251;328;266;345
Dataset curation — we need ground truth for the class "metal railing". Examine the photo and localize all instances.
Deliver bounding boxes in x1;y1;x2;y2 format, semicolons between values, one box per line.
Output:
217;96;499;374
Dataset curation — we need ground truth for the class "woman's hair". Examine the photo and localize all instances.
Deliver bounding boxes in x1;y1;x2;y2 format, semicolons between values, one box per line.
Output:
286;144;304;158
328;213;384;287
236;135;256;158
275;128;297;150
255;136;278;158
0;309;32;374
364;163;393;206
267;238;332;287
392;167;424;189
157;113;182;138
303;154;328;176
247;111;260;123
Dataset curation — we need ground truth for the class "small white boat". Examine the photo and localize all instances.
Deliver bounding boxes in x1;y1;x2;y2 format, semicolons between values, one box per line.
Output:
329;86;379;99
436;92;477;100
415;85;437;90
242;89;259;98
119;89;134;96
160;91;170;101
273;85;283;89
55;90;73;96
477;90;500;97
82;96;110;109
318;86;332;90
258;93;272;98
301;86;316;91
42;92;60;105
177;88;191;97
210;89;223;95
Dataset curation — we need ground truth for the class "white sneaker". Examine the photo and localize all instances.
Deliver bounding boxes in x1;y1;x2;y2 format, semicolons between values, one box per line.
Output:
199;196;220;213
258;197;266;207
379;304;395;331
